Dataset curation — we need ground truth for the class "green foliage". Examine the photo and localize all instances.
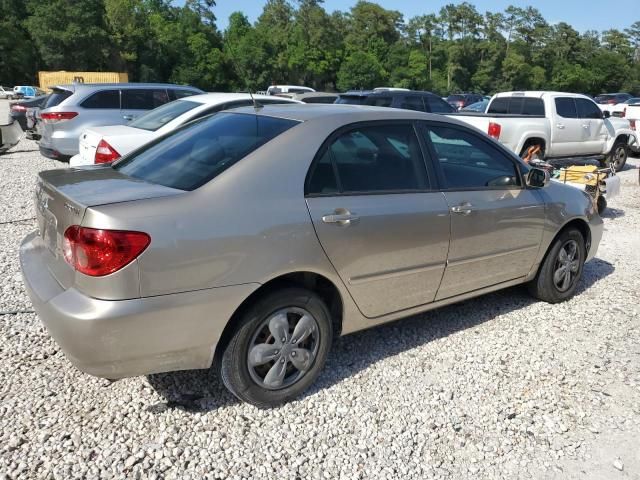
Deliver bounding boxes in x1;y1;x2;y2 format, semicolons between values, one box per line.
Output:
0;0;638;96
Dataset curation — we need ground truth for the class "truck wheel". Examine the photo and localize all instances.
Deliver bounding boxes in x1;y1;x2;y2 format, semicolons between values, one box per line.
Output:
528;228;585;303
607;142;627;171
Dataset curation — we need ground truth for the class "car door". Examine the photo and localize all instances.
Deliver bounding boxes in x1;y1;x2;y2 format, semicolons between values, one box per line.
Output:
121;88;170;122
576;98;608;154
420;122;545;300
550;97;586;156
305;122;450;318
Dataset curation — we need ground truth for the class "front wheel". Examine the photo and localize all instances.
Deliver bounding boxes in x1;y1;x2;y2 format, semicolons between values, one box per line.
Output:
220;288;333;408
528;228;586;303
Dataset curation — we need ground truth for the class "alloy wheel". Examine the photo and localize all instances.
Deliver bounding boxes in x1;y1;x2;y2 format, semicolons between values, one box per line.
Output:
553;240;580;292
247;307;320;390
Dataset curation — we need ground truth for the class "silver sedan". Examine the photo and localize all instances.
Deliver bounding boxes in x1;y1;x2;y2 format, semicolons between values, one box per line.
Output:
20;104;603;407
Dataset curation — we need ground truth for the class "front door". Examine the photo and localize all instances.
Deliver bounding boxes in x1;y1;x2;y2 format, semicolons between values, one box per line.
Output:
550;97;588;157
305;123;450;318
576;97;608;155
421;122;546;300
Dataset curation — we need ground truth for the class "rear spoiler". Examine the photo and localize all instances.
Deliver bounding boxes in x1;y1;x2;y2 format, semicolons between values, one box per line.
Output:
0;118;24;154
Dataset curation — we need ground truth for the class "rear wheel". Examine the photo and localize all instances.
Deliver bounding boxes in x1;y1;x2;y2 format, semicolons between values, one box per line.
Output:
606;141;627;171
220;288;333;408
528;228;586;303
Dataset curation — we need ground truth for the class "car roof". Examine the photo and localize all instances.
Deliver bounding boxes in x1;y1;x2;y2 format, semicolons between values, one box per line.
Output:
52;83;201;93
227;103;461;125
340;90;438;97
184;92;300;105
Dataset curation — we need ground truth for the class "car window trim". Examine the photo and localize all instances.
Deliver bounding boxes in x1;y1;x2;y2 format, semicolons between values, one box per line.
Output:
304;120;434;198
418;120;526;192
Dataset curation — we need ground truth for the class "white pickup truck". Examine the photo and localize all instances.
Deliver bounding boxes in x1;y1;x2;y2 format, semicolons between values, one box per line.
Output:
623;104;640;155
451;91;638;170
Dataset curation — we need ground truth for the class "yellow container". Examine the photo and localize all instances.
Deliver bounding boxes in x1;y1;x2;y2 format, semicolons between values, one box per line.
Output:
557;165;599;186
38;71;129;91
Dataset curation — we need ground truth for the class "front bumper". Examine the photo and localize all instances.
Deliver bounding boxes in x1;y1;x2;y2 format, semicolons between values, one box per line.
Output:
20;232;259;379
587;214;604;262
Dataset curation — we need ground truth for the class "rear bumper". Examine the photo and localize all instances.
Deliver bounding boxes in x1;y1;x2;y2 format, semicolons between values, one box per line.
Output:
20;231;259;379
39;145;70;161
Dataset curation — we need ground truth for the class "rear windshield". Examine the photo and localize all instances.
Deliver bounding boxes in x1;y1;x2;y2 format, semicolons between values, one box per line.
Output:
594;95;615;104
128;100;200;131
336;95;392;107
447;95;465;102
44;89;72;109
488;97;545;115
113;113;299;191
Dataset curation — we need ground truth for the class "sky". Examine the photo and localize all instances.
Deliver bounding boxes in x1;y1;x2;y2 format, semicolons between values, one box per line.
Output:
210;0;638;32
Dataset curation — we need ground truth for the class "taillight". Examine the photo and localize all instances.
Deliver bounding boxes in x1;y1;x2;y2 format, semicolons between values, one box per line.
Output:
41;112;78;123
11;105;27;112
488;122;501;139
63;226;150;277
94;139;121;164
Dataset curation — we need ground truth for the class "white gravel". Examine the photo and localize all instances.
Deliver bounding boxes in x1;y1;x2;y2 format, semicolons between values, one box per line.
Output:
1;98;640;479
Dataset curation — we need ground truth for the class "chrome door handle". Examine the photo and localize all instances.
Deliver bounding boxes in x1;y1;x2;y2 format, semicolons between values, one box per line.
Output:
582;124;589;129
322;211;359;226
451;202;473;215
123;115;133;121
557;123;565;129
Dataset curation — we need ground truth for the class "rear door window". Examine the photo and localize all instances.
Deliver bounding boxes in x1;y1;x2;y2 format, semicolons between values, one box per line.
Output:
576;98;603;119
128;100;201;131
81;90;120;109
113;113;299;191
306;124;429;194
555;98;578;118
426;96;455;113
400;96;425;111
122;89;170;110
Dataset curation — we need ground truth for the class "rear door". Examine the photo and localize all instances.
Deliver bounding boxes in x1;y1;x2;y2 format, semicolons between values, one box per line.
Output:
305;122;450;318
550;97;587;156
420;122;545;299
121;88;170;122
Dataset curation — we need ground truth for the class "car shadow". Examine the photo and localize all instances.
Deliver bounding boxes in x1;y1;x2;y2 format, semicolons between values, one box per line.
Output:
601;207;625;219
146;257;615;412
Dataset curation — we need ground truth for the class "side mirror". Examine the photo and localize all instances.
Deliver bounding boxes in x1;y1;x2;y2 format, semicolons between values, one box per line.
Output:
603;110;611;118
526;168;550;188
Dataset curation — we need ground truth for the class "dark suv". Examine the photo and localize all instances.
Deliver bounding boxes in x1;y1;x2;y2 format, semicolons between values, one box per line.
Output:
446;93;484;110
336;90;455;114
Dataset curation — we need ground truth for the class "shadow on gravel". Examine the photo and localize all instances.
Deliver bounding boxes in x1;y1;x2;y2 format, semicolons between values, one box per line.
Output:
601;207;625;219
146;256;615;412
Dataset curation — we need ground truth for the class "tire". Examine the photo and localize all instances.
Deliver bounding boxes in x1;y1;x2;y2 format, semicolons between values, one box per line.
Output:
220;287;333;408
596;195;607;215
606;141;628;171
528;228;586;303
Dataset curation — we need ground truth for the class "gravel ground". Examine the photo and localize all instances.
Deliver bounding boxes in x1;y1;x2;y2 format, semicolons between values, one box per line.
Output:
1;97;639;480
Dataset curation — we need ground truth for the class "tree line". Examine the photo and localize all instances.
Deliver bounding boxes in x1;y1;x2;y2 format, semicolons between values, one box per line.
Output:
1;0;639;96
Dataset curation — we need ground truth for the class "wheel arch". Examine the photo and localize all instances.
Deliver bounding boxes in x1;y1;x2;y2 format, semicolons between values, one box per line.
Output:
213;271;344;365
539;218;592;270
519;136;547;157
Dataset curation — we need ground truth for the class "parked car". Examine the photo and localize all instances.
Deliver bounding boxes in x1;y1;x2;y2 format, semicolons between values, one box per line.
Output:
9;95;49;131
0;117;23;154
336;89;455;113
452;91;638;171
70;93;300;166
594;93;632;105
274;92;338;104
446;93;485;110
12;86;43;99
0;86;13;99
623;103;640;154
266;85;315;95
461;99;488;112
37;83;203;161
20;104;603;407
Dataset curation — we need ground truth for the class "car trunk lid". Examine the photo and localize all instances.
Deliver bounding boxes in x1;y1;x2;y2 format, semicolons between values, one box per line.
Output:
35;167;183;289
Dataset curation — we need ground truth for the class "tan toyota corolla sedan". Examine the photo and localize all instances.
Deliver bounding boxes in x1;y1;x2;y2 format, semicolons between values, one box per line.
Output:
20;104;603;407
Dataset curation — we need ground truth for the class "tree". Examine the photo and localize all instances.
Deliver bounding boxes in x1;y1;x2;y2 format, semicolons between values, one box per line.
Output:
336;50;386;90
